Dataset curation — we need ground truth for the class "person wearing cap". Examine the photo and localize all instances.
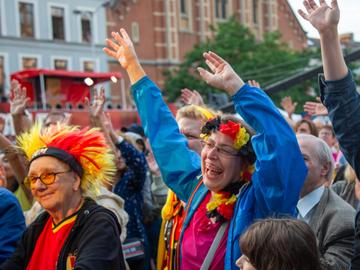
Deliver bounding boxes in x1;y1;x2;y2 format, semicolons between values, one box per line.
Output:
1;124;126;270
104;30;307;270
121;123;145;138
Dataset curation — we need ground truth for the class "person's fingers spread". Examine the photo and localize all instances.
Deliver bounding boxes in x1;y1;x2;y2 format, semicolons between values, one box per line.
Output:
303;1;314;14
308;0;319;10
10;80;18;91
93;89;99;100
181;88;191;95
19;87;26;99
120;28;132;44
100;89;105;103
197;67;213;83
111;31;126;47
203;52;220;68
208;51;227;64
13;84;19;98
298;9;309;20
103;47;118;59
106;39;120;52
319;0;326;6
205;60;217;73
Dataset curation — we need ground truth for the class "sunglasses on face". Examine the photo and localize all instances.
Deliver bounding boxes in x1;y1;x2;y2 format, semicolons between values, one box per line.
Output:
24;170;72;188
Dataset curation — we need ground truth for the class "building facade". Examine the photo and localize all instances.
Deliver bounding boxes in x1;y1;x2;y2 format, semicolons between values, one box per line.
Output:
106;0;307;104
0;0;110;97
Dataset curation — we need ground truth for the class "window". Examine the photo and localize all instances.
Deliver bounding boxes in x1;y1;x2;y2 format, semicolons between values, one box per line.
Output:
83;60;95;72
51;7;65;40
131;22;139;43
0;56;4;96
22;57;37;69
81;14;92;43
19;2;35;37
253;0;259;25
180;0;187;15
54;59;68;70
180;0;191;30
215;0;227;20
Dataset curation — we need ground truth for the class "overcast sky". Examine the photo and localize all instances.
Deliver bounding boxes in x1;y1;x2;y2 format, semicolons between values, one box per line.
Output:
288;0;360;41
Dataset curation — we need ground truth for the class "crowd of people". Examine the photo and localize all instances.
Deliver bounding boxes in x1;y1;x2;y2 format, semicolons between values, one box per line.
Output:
0;0;359;269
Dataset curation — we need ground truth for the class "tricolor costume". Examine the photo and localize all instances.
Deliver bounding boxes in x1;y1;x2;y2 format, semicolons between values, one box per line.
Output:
131;76;307;270
1;124;126;270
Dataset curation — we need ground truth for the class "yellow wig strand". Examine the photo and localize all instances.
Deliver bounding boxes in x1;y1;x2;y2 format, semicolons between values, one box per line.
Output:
17;123;116;198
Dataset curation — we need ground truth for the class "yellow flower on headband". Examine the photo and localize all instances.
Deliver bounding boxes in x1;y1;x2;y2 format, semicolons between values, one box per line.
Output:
234;126;250;150
200;133;209;140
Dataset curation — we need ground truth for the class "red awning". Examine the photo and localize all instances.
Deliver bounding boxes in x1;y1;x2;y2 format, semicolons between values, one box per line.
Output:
11;69;122;83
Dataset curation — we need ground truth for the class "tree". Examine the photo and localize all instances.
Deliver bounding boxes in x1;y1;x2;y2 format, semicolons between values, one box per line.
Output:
164;17;320;113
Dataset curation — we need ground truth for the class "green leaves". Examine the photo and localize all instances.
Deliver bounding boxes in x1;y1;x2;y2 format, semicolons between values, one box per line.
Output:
164;17;320;112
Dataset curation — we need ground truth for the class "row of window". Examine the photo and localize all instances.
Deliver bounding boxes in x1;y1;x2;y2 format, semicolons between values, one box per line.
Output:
1;1;94;43
0;55;97;95
21;57;96;71
180;0;229;20
180;0;261;31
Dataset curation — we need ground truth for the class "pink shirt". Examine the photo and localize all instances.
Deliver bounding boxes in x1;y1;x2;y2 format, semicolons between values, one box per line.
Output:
181;191;229;270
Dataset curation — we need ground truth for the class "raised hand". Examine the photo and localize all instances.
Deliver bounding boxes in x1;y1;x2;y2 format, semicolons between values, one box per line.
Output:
102;112;115;133
103;28;145;84
181;88;205;106
298;0;339;35
85;87;105;118
10;80;30;115
303;99;329;116
197;51;244;95
281;96;298;117
248;80;260;88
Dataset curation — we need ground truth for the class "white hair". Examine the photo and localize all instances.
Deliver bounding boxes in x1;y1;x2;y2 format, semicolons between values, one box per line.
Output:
297;134;335;181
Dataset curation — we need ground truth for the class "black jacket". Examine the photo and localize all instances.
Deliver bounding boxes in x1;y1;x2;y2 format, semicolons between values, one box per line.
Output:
1;198;126;270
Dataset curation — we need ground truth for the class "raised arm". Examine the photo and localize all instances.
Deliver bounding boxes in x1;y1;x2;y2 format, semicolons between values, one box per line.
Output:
10;80;32;135
85;88;118;152
180;88;205;106
103;29;201;202
299;0;360;180
103;29;145;84
198;51;307;216
298;0;347;80
85;87;127;187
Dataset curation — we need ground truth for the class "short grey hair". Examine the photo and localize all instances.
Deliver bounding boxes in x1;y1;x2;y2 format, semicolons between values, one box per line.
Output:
297;134;335;181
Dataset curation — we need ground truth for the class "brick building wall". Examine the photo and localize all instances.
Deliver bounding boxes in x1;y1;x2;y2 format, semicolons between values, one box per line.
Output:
106;0;307;105
277;0;308;51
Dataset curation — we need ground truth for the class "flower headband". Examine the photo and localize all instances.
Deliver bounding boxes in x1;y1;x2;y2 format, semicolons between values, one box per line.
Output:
201;117;250;149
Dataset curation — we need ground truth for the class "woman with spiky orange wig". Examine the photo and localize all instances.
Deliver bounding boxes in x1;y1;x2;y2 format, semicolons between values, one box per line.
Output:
1;124;126;270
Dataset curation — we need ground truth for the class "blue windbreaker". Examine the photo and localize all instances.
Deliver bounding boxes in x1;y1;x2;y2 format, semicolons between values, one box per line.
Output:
131;76;307;270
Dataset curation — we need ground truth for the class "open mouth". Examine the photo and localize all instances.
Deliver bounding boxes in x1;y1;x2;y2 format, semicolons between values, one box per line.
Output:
205;163;223;178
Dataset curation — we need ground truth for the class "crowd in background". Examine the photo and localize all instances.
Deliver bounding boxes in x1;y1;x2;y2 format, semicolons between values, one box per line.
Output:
0;0;360;270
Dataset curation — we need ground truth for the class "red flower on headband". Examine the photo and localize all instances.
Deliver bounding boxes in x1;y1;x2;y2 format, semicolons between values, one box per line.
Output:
219;121;240;141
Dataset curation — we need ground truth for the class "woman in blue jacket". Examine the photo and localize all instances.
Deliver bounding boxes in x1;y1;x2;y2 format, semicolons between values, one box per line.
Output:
104;29;307;270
